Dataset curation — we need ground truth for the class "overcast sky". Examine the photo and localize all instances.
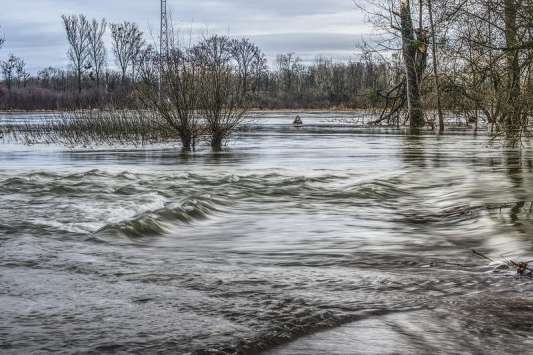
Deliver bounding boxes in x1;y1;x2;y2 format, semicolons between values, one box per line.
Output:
0;0;373;73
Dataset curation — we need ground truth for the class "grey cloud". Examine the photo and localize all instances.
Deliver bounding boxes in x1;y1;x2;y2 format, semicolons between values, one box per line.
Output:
169;0;356;17
2;22;64;49
0;0;371;72
250;33;366;53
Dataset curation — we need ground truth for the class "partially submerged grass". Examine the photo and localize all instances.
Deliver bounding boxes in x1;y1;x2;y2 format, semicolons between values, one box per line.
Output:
2;110;179;146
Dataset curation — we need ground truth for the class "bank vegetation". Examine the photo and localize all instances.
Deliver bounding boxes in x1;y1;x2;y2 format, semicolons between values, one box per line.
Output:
1;0;533;148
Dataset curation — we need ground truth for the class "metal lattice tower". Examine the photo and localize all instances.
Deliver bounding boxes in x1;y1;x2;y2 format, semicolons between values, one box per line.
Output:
160;0;169;60
159;0;169;97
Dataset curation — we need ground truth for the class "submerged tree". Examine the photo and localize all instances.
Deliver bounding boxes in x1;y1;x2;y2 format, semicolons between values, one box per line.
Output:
426;0;444;132
399;0;425;128
137;42;203;152
136;34;266;152
440;0;533;143
357;0;429;128
194;35;266;151
62;15;91;94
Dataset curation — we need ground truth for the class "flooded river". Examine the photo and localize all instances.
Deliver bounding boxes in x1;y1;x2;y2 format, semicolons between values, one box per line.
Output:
1;112;533;354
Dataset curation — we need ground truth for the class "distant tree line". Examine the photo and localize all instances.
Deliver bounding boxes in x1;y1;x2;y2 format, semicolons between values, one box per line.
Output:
0;15;390;112
255;54;391;109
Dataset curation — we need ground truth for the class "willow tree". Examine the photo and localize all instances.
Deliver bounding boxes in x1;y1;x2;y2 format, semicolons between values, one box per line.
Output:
192;36;243;151
137;44;203;152
194;36;266;151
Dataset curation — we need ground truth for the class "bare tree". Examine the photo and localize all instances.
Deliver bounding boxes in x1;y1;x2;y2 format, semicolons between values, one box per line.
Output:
441;0;533;142
231;38;266;94
399;0;425;128
15;57;29;87
194;35;265;151
1;55;17;90
354;0;431;127
130;35;144;82
110;22;144;82
87;18;107;89
276;53;303;94
62;15;91;94
1;55;26;90
136;37;203;152
137;45;159;85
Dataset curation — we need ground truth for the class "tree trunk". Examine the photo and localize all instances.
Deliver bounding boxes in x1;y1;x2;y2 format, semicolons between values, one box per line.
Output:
77;68;82;94
121;67;127;84
211;132;224;152
400;0;425;128
503;0;521;133
181;133;192;152
427;0;445;133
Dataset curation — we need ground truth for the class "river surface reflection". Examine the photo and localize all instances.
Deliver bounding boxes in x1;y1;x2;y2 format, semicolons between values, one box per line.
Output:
1;112;533;354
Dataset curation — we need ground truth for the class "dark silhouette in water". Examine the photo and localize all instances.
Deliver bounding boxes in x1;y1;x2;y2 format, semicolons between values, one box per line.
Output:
293;115;303;127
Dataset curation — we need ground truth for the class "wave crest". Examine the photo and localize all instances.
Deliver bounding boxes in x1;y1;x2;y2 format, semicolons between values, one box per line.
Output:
96;198;221;238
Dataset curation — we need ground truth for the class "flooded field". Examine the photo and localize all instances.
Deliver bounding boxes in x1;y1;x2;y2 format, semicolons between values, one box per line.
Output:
1;112;533;354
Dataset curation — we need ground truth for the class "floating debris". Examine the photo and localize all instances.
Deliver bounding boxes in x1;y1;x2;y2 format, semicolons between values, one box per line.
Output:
472;250;533;276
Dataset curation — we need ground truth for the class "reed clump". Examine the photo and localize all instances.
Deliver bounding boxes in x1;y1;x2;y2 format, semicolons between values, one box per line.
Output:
6;109;178;146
